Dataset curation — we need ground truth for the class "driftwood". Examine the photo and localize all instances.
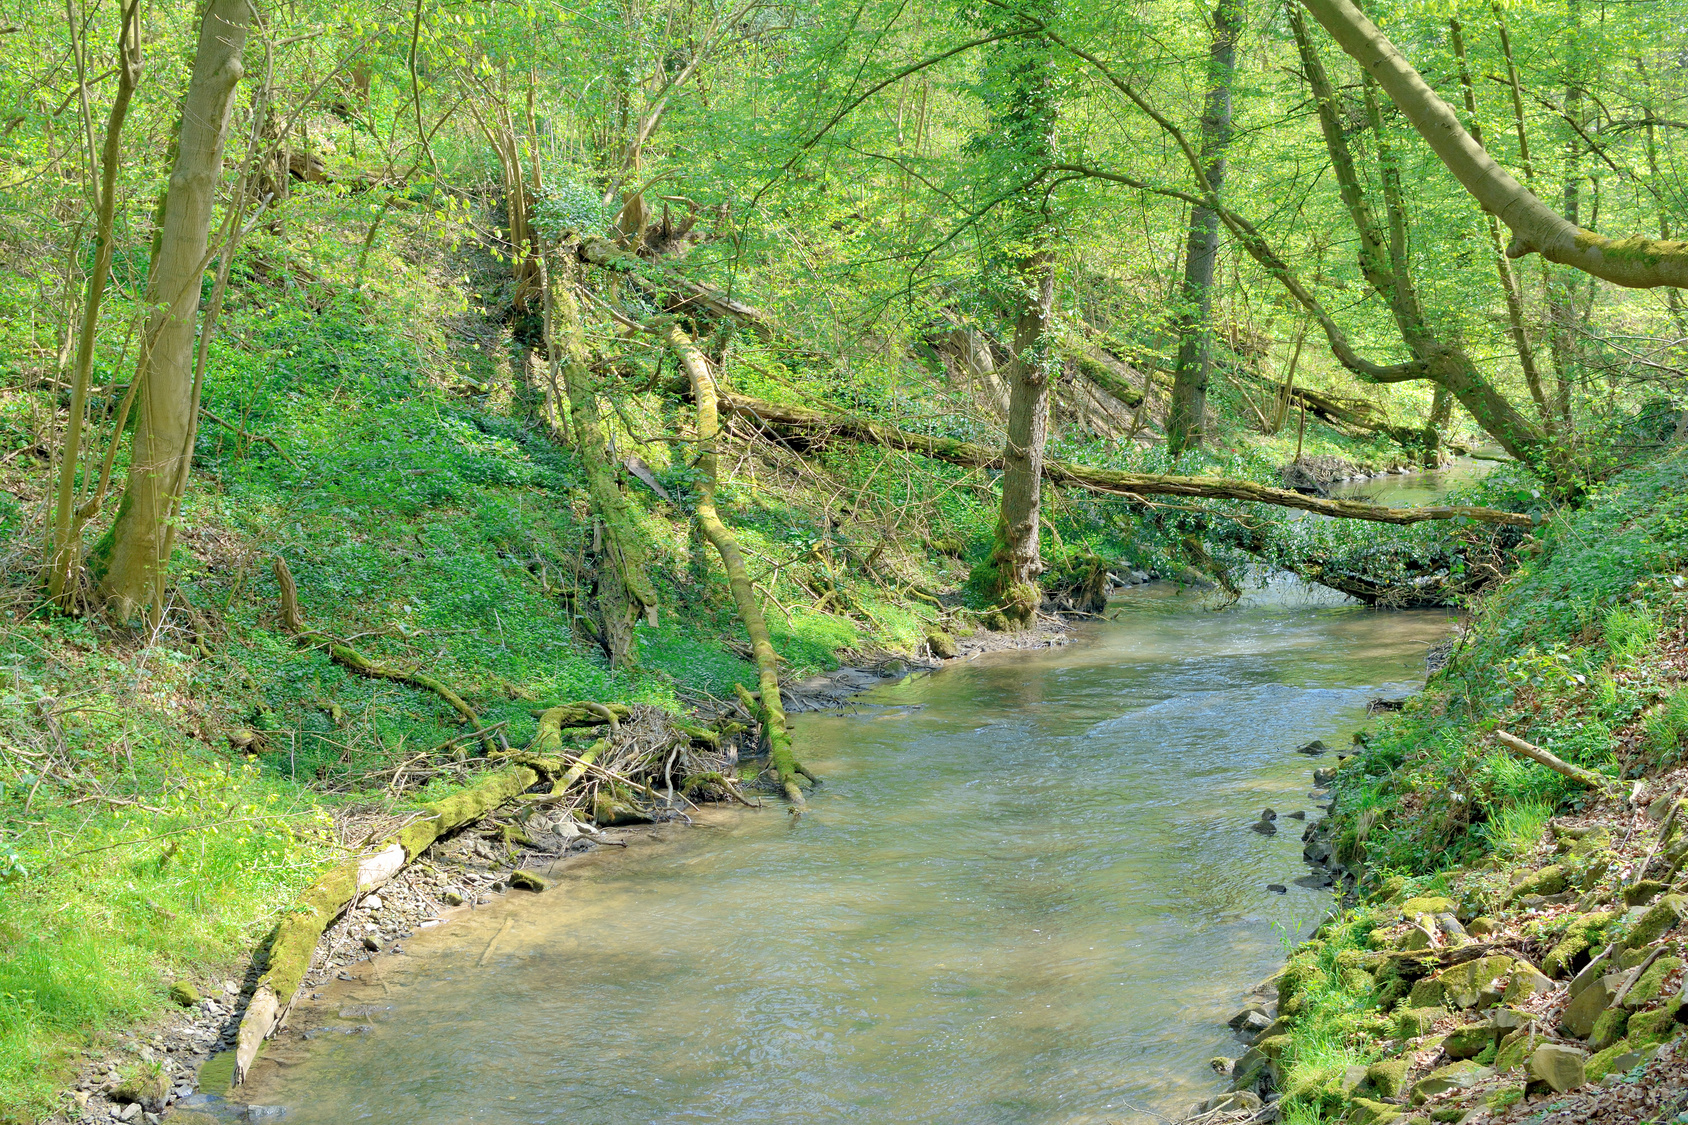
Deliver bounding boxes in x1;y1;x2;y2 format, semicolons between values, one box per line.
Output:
1496;731;1613;789
720;392;1537;529
233;763;541;1084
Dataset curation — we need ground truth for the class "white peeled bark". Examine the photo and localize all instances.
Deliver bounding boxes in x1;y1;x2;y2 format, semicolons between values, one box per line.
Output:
1299;0;1688;290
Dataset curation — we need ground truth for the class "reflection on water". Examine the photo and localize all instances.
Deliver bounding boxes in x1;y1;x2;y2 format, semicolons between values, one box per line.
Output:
1327;457;1494;508
249;581;1451;1125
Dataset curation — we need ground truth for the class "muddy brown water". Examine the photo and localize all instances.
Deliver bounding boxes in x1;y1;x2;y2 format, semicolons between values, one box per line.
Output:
243;473;1470;1125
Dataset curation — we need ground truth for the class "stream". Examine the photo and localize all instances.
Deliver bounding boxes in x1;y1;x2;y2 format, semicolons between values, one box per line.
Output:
243;471;1473;1125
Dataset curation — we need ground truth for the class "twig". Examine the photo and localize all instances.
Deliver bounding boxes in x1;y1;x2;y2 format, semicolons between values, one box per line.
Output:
1496;730;1613;790
203;407;298;465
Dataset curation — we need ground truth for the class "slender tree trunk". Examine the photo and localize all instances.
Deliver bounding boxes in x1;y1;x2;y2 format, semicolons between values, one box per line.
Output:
46;0;140;605
1297;0;1688;289
1168;0;1242;455
93;0;252;621
1447;16;1553;430
1420;385;1451;468
975;11;1063;624
1290;8;1555;480
663;325;812;804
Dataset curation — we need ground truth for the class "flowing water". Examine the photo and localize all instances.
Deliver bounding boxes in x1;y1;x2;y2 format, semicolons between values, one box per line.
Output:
245;471;1475;1125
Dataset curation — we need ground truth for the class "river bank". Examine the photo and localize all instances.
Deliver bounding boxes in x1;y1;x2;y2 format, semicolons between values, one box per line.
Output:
41;616;1094;1125
1195;453;1688;1125
172;573;1448;1125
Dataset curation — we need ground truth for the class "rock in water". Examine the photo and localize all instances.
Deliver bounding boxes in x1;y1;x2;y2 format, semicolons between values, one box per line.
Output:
1260;808;1277;820
1250;819;1277;835
362;935;382;952
1266;884;1287;894
1296;739;1328;755
1286;810;1306;820
509;869;550;892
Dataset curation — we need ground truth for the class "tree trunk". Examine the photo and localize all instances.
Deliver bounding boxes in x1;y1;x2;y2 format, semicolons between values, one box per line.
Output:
92;0;252;621
1167;0;1242;455
1290;9;1556;479
989;250;1055;623
548;250;658;667
976;15;1063;624
1297;0;1688;290
46;0;141;605
715;390;1537;528
1420;385;1451;469
662;325;813;804
1447;17;1553;430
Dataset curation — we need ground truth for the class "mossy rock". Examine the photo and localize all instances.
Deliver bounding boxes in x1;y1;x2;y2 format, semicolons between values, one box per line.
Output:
925;630;958;659
1627;1002;1686;1046
1438;955;1515;1009
1494;1029;1534;1072
1410;1060;1488;1104
1373;875;1408;904
1501;965;1555;1003
1623;956;1683;1008
1485;1084;1525;1111
1444;1023;1497;1059
1397;1006;1446;1037
1408;977;1446;1009
508;869;549;892
1278;960;1328;1017
168;981;201;1007
1586;1039;1636;1082
1255;1033;1293;1061
1508;865;1567;902
1588;1005;1629;1051
1467;916;1498;937
1346;1097;1403;1124
1623;895;1688;949
1542;912;1615;977
1399;895;1455;918
1366;1057;1409;1098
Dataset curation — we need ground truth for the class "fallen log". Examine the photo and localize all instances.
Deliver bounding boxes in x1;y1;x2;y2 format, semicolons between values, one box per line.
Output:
1495;731;1614;790
232;763;540;1084
720;392;1537;529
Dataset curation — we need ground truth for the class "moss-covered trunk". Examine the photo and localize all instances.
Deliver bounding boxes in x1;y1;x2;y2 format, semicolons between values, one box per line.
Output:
549;250;658;667
663;324;812;804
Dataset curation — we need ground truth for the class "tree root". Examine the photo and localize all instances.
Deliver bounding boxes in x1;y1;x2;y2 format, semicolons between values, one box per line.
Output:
272;555;503;755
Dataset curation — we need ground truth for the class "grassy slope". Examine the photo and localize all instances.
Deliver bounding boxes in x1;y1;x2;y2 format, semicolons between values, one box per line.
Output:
1260;452;1688;1125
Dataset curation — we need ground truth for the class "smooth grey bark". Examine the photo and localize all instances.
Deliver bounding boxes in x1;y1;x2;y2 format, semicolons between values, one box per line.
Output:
95;0;253;619
1167;0;1242;455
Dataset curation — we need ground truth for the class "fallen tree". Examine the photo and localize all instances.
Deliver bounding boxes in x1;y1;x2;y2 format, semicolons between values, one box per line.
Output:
719;391;1538;528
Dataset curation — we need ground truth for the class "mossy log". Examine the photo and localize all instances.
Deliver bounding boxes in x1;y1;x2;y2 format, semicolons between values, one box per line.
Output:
665;325;815;804
718;391;1537;529
233;764;539;1084
528;702;632;753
